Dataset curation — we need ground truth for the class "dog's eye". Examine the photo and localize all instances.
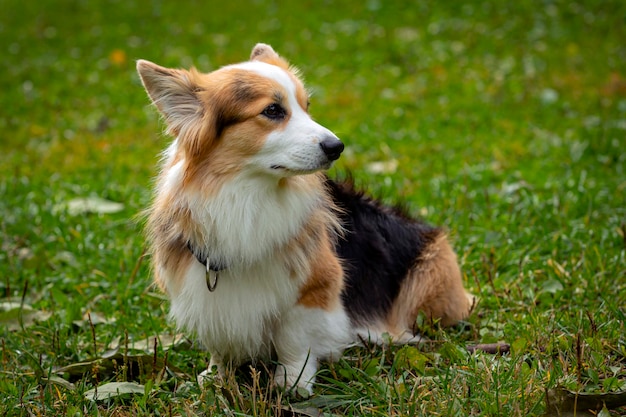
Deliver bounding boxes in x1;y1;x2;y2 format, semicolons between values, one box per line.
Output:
261;103;286;120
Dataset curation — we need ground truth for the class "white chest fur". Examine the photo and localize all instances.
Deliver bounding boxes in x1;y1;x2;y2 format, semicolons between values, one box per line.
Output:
159;162;327;362
169;257;302;362
160;150;324;267
188;172;323;266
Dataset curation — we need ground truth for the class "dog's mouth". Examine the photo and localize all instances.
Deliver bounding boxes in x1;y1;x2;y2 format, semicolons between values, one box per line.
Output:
270;162;333;175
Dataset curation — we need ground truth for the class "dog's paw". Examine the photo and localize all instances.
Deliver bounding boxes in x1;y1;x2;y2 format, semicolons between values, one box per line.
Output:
197;355;226;387
197;366;220;387
273;365;313;397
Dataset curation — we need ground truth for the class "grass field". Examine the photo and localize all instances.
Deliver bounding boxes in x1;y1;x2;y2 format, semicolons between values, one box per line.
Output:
1;0;625;415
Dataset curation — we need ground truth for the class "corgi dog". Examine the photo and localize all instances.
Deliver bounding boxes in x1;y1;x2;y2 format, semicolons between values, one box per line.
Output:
137;44;475;394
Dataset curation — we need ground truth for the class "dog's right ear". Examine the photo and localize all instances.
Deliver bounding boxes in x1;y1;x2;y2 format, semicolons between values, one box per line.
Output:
250;43;290;70
136;60;204;139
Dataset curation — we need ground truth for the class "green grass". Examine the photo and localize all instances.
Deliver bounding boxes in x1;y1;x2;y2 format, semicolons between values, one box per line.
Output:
1;0;625;415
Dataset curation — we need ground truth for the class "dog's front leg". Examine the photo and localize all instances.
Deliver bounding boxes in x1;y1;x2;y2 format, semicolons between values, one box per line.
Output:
197;351;226;386
273;349;318;395
273;305;350;395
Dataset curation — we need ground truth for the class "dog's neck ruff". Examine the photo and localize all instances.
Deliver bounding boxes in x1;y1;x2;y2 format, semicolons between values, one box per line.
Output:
187;242;226;292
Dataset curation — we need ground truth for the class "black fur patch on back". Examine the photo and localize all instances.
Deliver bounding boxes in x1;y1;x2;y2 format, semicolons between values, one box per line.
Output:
325;177;442;324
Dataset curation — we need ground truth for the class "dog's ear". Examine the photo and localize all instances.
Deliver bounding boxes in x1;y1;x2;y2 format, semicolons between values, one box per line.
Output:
250;43;290;69
136;60;203;134
137;60;213;156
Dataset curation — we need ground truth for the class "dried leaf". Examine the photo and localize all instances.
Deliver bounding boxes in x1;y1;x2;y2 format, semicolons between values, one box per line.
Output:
109;49;127;66
55;197;124;215
73;311;115;329
42;375;76;391
279;405;325;417
0;301;52;330
84;381;145;401
366;159;398;174
467;343;511;355
546;387;626;414
540;88;559;104
542;278;564;294
107;333;189;353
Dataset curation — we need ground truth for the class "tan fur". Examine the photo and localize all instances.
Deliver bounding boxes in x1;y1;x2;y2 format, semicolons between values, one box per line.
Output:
272;175;344;311
386;233;475;333
146;195;196;293
183;69;292;184
297;233;344;311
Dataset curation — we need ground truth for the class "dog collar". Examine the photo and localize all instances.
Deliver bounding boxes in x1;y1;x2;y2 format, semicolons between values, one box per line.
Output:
187;242;226;292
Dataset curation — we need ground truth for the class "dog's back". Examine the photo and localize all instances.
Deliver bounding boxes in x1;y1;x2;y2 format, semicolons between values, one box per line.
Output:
327;178;474;343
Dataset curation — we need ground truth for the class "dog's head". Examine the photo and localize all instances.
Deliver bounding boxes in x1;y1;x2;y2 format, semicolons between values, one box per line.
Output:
137;44;343;178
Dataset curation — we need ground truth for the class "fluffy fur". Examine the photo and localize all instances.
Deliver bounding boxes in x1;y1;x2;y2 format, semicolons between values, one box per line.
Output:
137;44;475;394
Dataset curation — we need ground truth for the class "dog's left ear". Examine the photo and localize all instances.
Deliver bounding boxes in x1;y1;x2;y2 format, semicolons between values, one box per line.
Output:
250;43;290;69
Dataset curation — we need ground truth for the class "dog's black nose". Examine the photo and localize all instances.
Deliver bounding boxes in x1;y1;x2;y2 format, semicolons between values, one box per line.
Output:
319;136;344;161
